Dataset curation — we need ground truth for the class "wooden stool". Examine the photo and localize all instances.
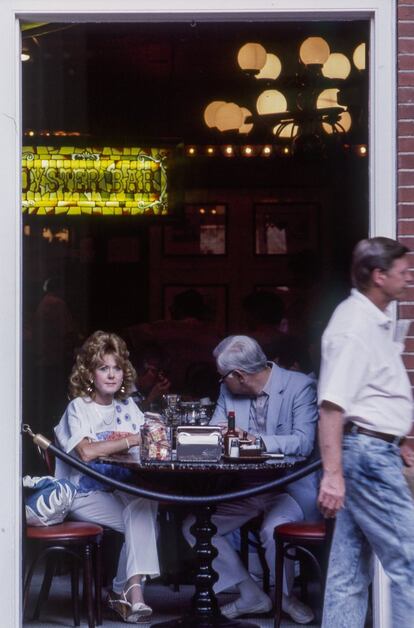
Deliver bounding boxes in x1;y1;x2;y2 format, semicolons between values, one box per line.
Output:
24;521;104;628
273;519;335;628
240;515;270;594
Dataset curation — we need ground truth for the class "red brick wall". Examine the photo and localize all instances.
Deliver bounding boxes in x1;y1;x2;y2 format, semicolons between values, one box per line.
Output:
398;1;414;383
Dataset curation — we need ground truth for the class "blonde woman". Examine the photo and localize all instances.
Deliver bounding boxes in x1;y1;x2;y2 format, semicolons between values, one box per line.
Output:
54;330;159;623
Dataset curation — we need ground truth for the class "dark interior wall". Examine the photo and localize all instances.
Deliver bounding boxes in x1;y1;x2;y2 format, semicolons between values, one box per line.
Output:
150;149;368;332
23;148;368;341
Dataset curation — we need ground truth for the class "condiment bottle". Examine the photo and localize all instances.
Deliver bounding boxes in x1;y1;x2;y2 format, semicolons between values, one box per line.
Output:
224;410;239;457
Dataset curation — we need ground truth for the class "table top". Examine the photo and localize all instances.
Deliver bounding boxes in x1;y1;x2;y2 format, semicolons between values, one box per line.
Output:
99;451;302;473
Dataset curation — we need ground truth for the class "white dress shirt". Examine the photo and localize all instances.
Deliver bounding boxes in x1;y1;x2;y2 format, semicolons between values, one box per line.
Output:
318;289;413;436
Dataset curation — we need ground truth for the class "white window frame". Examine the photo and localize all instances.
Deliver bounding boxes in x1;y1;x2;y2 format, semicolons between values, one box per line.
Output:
0;1;395;626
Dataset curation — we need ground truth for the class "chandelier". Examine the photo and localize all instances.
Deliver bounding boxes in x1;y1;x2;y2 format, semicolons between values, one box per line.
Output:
203;37;367;156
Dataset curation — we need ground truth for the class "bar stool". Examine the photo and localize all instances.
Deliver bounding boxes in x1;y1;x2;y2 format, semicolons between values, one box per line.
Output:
273;519;335;628
24;521;104;628
35;443;120;589
240;515;270;594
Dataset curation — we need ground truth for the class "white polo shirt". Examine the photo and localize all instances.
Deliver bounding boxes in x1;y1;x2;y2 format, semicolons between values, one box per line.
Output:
318;289;413;436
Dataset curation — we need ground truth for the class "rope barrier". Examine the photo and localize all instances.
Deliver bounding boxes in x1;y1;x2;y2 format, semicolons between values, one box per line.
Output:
22;424;321;505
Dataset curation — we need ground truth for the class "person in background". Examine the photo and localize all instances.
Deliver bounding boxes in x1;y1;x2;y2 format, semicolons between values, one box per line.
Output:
243;291;319;376
54;331;159;623
183;335;319;624
31;276;78;434
124;289;221;393
273;333;314;375
129;342;171;412
242;290;287;362
318;237;414;628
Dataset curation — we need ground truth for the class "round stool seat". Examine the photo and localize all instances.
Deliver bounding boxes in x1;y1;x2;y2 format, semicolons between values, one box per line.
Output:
27;521;103;540
274;521;326;540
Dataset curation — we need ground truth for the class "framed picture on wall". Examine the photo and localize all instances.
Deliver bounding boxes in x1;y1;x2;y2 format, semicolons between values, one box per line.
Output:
254;203;318;255
163;203;227;256
163;284;228;335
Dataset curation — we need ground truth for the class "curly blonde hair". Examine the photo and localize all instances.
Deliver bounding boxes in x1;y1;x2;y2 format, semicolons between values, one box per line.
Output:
69;330;136;401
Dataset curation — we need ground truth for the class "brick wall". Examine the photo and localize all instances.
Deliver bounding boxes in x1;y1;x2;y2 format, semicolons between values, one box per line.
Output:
398;1;414;383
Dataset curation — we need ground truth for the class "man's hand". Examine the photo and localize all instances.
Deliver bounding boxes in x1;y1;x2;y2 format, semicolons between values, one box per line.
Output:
318;400;345;518
318;472;345;518
147;375;171;404
400;442;414;467
237;429;256;442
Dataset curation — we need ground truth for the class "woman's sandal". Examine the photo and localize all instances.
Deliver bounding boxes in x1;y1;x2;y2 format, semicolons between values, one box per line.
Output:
108;583;152;623
107;594;134;623
126;583;153;619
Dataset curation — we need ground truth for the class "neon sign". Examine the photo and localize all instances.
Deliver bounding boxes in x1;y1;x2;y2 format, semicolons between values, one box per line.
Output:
22;146;168;215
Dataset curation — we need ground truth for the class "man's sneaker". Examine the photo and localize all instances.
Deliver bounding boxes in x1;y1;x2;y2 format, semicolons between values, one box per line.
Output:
221;594;272;619
282;594;314;624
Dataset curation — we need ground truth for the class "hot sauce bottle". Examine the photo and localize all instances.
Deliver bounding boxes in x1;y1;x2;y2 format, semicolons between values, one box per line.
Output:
224;410;239;457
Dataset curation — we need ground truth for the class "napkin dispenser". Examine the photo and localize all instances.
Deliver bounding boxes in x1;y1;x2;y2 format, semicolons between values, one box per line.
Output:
176;426;222;462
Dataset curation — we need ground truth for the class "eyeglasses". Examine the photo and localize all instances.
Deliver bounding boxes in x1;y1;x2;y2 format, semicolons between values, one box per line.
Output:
218;369;235;384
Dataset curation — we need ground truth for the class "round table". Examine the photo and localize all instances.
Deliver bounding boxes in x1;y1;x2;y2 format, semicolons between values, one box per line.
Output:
101;453;303;628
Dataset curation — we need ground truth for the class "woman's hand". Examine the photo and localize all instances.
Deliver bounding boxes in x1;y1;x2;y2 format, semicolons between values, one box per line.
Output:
126;432;141;448
76;432;141;462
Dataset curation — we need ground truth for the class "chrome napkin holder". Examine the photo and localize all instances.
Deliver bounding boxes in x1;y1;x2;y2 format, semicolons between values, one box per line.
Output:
176;426;222;462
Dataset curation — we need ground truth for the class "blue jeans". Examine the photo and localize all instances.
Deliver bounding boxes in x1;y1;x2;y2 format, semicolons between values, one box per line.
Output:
322;433;414;628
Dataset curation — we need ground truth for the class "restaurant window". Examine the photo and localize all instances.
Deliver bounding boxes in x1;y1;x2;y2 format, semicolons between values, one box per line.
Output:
21;19;369;465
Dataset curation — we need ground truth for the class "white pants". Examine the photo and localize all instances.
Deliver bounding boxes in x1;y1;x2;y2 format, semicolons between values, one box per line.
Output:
70;490;159;594
183;492;303;595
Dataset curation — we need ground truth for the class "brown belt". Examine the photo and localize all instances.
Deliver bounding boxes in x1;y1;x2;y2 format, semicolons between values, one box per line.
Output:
344;422;403;446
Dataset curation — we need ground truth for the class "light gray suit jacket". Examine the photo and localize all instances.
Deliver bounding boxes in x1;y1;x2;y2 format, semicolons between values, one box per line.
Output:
211;363;320;521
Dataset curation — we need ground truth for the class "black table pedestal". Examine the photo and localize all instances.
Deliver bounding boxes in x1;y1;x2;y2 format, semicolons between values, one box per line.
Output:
152;504;259;628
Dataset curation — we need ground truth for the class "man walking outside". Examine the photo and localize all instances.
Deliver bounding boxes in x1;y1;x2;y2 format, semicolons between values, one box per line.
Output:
318;237;414;627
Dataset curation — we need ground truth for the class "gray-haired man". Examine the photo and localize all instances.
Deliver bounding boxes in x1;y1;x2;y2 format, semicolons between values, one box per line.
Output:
184;335;319;624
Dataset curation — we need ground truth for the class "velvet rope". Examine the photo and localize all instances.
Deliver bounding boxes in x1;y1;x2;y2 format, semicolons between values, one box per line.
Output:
43;440;321;505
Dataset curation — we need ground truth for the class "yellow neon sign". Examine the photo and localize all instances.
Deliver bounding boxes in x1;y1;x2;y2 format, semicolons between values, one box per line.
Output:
22;146;168;215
